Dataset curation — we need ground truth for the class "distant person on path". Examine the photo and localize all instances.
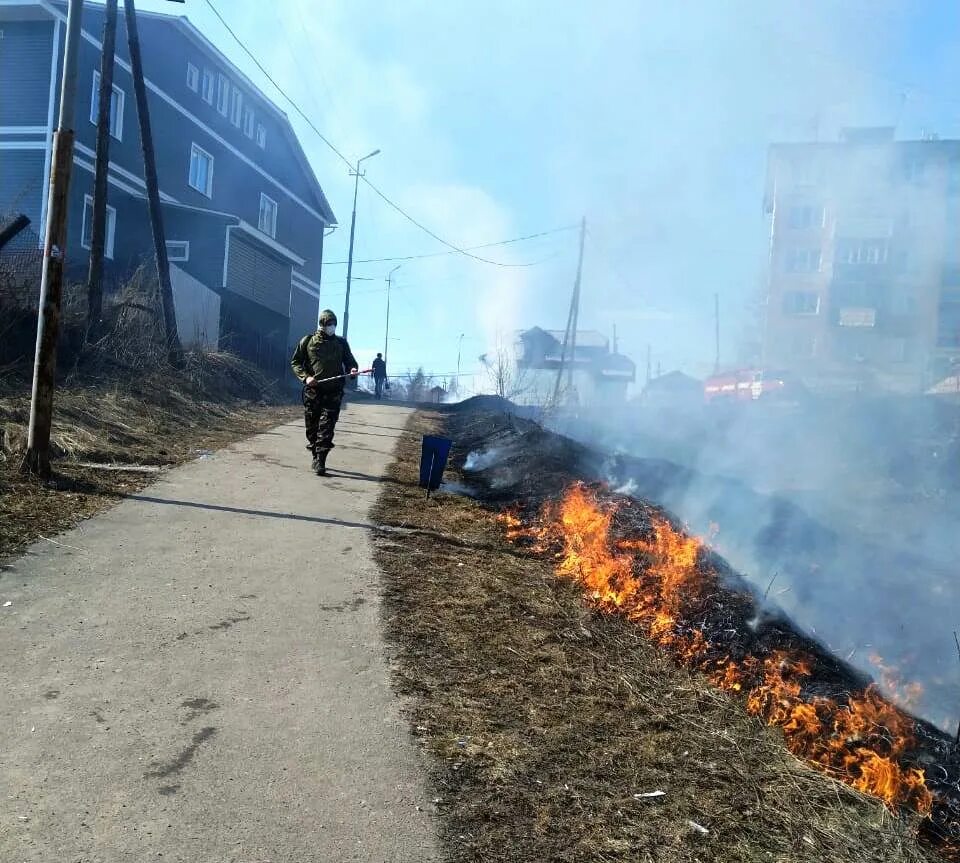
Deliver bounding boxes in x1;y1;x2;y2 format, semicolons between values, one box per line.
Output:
372;353;387;399
291;309;358;476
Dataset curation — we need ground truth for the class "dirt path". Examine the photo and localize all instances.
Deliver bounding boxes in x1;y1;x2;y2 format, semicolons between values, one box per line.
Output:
0;400;439;862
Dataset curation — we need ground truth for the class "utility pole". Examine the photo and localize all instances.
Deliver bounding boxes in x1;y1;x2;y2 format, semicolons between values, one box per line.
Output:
85;0;118;335
646;344;652;384
124;0;182;365
612;323;618;355
343;148;380;340
21;0;85;479
553;216;586;406
384;263;399;362
714;291;720;373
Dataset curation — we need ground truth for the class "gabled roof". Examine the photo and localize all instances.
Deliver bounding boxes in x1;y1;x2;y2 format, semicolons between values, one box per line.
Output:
41;0;336;225
518;326;610;350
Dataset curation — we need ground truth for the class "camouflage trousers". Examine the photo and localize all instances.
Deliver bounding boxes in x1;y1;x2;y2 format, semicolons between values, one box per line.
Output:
302;387;343;454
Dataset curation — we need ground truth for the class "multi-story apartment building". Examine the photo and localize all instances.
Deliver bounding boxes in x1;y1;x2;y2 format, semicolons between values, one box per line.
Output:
0;0;335;374
762;127;960;393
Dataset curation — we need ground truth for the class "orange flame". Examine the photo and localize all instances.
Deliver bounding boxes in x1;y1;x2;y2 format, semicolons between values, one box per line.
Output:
510;483;937;819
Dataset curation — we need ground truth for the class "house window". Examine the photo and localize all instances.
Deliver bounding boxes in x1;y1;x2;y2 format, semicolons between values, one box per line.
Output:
216;73;229;115
258;193;278;238
80;194;116;259
201;68;215;104
784;247;821;273
783;291;819;315
89;71;124;140
230;87;243;127
188;143;214;197
256;123;266;149
166;240;190;262
186;62;199;92
242;106;254;138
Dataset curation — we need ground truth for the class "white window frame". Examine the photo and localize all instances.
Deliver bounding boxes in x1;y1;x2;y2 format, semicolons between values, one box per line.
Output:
90;70;124;141
186;62;199;92
201;68;215;104
81;194;116;259
259;192;278;238
255;123;266;149
188;142;214;198
230;87;243;127
785;247;821;274
216;73;230;116
242;106;254;139
783;290;820;315
166;240;190;262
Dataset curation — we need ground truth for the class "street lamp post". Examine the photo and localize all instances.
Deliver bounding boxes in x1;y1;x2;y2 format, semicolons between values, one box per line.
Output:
457;332;465;380
384;264;400;363
342;148;380;340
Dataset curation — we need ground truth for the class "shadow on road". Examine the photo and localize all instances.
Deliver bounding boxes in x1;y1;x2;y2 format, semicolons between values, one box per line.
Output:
126;494;376;531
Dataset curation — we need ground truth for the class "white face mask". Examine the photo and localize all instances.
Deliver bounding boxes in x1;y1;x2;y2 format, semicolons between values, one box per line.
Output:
323;324;336;336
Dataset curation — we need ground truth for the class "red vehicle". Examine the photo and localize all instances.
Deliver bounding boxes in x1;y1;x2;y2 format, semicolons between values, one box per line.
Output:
704;368;804;404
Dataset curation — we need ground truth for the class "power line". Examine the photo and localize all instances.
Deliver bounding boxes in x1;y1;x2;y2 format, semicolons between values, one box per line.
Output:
321;224;578;266
204;0;568;268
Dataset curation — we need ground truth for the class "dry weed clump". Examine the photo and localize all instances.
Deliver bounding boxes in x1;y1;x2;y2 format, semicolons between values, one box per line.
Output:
0;269;297;558
371;410;939;863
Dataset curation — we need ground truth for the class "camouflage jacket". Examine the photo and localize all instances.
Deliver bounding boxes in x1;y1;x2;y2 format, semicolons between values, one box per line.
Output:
290;331;359;393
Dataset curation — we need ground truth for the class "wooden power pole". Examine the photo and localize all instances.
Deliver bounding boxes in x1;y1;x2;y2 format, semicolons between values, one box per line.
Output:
21;0;85;478
85;0;118;335
123;0;182;365
553;217;586;406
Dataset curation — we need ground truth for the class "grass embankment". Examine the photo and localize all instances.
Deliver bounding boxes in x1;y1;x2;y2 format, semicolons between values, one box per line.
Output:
0;352;297;559
372;408;937;863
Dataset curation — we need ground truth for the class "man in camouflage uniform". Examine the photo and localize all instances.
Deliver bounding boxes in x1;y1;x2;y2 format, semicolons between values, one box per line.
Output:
290;309;359;475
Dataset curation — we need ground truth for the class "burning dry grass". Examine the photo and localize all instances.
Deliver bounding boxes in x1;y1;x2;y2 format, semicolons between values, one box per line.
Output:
372;410;941;862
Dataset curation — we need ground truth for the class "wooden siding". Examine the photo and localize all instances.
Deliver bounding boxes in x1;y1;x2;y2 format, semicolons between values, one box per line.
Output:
0;149;45;226
226;233;291;316
0;20;54;126
287;284;319;352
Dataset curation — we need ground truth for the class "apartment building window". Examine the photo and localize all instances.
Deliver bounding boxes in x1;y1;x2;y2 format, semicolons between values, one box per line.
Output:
790;333;816;359
81;195;116;259
784;247;821;273
903;156;926;184
888;337;913;363
90;71;124;140
787;204;823;230
783;291;819;315
189;143;214;197
948;160;960;196
186;62;199;92
243;106;255;138
230;88;243;127
889;291;918;316
201;68;215;104
836;239;888;266
216;73;229;115
256;123;266;149
259;193;278;238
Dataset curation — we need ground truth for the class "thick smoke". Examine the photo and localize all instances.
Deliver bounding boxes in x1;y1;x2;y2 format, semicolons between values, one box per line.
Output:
550;395;960;733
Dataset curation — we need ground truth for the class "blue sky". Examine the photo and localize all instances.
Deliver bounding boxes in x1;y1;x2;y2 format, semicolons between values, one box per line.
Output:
138;0;960;391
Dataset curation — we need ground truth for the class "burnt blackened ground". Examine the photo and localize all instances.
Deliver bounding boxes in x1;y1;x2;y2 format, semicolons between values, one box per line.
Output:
372;404;948;862
446;401;960;852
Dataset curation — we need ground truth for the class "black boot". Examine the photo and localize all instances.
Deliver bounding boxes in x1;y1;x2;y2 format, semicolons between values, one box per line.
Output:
314;449;328;476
